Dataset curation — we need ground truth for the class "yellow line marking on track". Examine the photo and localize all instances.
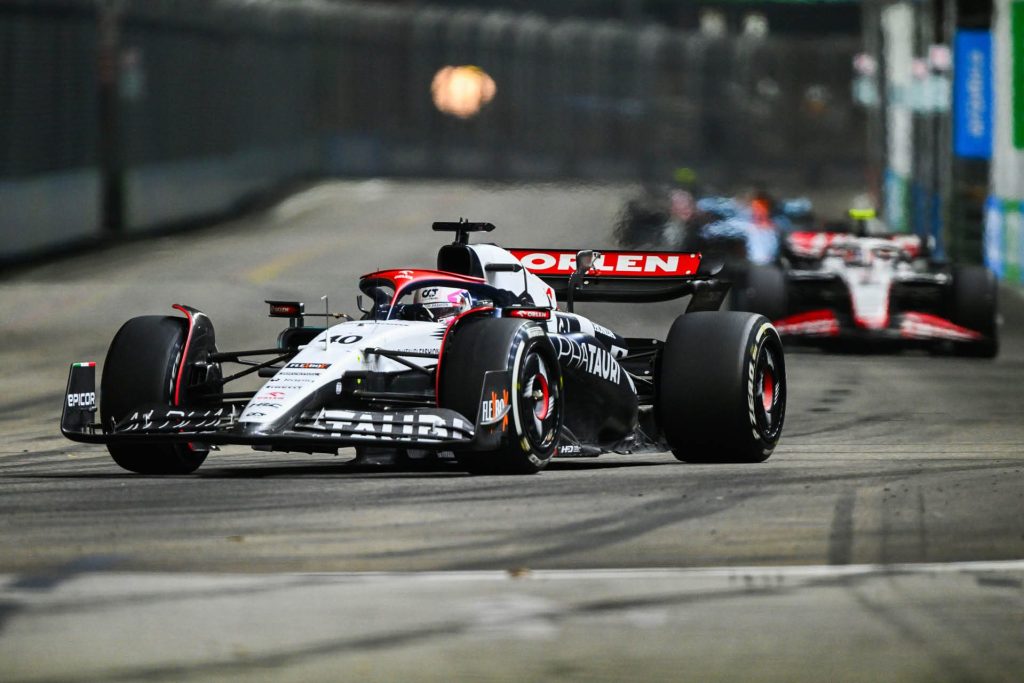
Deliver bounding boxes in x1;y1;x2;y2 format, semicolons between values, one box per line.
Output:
242;245;327;284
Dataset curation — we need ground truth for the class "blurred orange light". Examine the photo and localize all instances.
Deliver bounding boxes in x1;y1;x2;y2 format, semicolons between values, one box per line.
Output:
431;65;496;119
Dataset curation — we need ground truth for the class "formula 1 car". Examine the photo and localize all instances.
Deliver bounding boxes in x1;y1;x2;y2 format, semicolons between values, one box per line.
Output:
615;187;812;269
732;212;998;357
62;221;787;475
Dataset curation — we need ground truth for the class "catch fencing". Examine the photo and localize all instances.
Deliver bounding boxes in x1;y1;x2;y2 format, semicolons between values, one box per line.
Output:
0;0;863;261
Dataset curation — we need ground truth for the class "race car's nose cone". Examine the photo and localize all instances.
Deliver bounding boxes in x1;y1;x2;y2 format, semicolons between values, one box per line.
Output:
238;319;445;427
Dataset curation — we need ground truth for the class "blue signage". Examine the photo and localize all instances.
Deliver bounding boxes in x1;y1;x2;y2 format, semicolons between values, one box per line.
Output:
953;30;993;159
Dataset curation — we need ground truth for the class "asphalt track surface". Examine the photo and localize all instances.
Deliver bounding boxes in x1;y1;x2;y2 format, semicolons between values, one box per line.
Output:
1;180;1022;682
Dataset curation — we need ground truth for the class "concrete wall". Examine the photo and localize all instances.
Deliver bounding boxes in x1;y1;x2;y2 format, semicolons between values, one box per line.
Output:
0;169;100;259
125;141;321;232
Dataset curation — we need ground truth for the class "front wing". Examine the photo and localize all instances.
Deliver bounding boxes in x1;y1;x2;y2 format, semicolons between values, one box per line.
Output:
776;270;988;347
61;363;491;451
773;309;985;345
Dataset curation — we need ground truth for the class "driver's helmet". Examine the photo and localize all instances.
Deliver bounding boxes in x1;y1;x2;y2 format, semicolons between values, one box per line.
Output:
413;286;472;322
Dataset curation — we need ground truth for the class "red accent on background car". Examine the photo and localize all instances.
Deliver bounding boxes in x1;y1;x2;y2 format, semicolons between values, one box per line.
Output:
509;249;701;277
890;235;922;259
899;312;983;341
434;306;496;407
786;232;847;259
787;231;923;261
773;309;840;337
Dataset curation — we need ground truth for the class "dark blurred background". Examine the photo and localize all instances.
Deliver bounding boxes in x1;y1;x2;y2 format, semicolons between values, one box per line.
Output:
1;0;1019;282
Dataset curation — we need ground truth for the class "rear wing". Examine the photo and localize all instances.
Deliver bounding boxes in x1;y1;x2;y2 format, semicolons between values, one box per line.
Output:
508;249;729;307
785;231;923;260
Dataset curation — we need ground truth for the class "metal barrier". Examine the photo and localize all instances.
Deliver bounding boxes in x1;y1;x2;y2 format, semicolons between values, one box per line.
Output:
0;0;863;262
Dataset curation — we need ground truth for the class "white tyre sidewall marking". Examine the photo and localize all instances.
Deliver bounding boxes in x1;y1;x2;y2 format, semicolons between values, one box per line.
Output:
509;333;528;452
748;322;775;443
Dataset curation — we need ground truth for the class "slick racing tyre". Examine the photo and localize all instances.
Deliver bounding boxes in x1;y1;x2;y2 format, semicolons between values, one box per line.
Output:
657;312;785;463
730;264;788;322
950;265;998;358
101;316;211;474
439;317;563;474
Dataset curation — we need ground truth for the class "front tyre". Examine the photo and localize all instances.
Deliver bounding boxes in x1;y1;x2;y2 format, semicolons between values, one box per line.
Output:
657;312;785;463
950;265;998;358
730;263;788;322
101;316;209;474
439;317;563;474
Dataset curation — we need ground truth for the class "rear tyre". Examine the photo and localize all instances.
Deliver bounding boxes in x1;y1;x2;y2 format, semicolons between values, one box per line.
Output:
950;265;998;358
657;312;785;463
731;264;788;322
101;316;209;474
439;317;563;474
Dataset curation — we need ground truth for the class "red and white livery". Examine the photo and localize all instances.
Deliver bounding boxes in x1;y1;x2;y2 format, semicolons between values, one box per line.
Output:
735;227;999;356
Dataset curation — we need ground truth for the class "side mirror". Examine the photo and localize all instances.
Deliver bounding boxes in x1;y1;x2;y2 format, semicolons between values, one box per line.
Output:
567;250;601;313
577;250;598;274
575;249;601;275
356;295;369;314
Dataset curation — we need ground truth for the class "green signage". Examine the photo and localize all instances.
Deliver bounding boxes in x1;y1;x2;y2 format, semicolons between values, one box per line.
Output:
1014;2;1024;148
1005;200;1022;282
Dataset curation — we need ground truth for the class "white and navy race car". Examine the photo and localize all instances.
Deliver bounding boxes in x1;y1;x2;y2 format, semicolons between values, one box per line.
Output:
732;212;998;357
62;221;786;474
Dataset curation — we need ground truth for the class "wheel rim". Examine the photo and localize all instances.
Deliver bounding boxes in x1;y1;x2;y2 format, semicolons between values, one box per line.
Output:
754;342;784;442
519;350;560;450
761;371;774;412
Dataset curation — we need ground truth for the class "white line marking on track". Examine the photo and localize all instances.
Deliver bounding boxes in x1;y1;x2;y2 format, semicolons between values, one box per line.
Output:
288;559;1024;583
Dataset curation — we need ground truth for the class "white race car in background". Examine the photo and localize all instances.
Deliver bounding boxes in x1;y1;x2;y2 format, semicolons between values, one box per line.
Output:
732;211;999;357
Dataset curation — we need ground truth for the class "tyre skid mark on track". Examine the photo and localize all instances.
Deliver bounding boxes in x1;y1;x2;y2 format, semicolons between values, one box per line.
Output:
0;393;63;416
848;585;978;682
344;491;756;566
580;461;1023;496
879;483;893;565
0;581;809;683
4;562;1023;683
827;489;856;565
916;487;929;563
785;411;912;439
441;492;762;570
7;621;474;683
0;574;350;633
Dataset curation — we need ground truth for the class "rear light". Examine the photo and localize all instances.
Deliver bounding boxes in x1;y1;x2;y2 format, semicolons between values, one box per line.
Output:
507;308;551;320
